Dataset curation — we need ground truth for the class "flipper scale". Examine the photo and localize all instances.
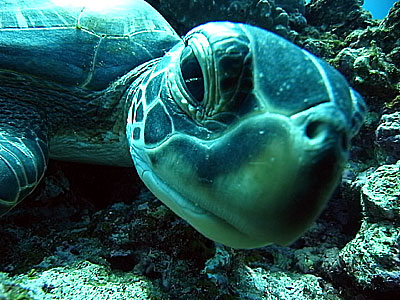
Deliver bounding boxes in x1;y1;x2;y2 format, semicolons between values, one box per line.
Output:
0;118;48;215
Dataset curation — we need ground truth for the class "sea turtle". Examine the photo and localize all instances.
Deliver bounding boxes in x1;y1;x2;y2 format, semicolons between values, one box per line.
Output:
0;0;366;248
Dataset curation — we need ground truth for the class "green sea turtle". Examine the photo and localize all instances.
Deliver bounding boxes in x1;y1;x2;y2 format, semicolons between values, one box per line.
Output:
0;0;366;248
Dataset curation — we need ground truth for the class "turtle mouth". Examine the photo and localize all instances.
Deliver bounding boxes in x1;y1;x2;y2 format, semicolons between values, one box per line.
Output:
138;165;262;248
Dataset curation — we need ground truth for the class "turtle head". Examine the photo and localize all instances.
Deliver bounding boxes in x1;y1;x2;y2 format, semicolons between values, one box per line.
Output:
127;22;366;248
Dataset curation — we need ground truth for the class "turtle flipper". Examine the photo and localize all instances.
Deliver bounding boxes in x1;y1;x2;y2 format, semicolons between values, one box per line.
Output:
0;119;48;216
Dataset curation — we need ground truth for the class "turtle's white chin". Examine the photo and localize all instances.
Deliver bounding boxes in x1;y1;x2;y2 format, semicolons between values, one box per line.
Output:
137;165;267;249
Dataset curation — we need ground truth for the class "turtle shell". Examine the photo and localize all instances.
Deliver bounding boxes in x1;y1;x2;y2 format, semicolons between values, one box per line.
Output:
0;0;180;90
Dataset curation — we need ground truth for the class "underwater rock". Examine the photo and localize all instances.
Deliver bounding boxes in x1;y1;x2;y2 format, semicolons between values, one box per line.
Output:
329;1;400;112
146;0;297;38
380;1;400;50
34;170;70;202
339;162;400;292
299;35;345;61
296;1;398;113
233;264;342;300
344;2;400;55
0;261;162;299
339;220;400;292
288;10;308;31
275;0;305;14
305;0;371;36
361;161;400;223
376;113;400;163
203;244;232;292
332;43;400;110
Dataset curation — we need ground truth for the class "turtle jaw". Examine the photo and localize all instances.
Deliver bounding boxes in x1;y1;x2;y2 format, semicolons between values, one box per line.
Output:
132;110;348;249
138;166;264;248
136;152;273;249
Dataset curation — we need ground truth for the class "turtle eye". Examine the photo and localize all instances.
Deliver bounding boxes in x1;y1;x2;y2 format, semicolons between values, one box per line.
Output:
180;46;204;103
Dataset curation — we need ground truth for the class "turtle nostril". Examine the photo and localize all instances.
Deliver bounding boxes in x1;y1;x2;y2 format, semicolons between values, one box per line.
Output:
305;121;325;139
305;121;350;152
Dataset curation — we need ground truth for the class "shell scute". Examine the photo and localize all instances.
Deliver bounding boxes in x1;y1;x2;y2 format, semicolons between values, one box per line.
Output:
0;0;180;90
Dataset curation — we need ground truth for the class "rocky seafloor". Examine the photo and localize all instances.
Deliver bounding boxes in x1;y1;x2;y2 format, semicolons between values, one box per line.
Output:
1;0;399;299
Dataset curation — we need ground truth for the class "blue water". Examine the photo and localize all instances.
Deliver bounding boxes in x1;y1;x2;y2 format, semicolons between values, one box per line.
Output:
305;0;396;19
363;0;396;19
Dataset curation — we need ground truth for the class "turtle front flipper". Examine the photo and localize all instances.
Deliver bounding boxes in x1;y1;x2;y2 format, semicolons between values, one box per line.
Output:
0;101;48;216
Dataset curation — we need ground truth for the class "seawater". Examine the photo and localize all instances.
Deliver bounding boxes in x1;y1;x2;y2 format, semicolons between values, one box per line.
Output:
363;0;396;18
